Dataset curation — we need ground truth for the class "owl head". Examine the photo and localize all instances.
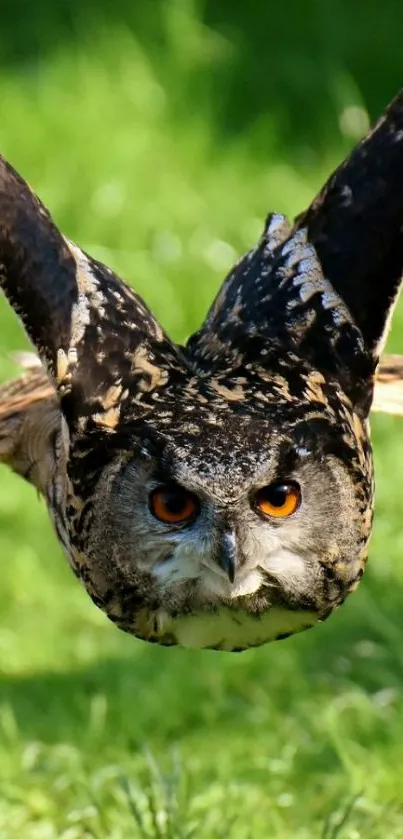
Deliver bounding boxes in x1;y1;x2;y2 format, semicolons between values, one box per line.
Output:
1;90;403;650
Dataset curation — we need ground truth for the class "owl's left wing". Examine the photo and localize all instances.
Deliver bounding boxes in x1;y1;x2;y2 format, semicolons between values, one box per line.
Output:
294;89;403;359
373;355;403;415
188;89;403;416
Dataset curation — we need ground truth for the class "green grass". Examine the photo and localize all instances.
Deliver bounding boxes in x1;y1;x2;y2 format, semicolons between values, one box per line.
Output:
1;4;403;837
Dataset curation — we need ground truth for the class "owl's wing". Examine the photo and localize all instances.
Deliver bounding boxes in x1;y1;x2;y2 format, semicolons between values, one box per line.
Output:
294;88;403;357
0;157;184;434
373;355;403;415
0;363;59;492
188;89;403;413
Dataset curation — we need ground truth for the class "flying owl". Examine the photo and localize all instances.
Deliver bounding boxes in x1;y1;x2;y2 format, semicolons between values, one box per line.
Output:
1;91;403;652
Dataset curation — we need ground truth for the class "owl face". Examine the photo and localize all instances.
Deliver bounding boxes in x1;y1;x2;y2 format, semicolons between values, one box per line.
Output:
74;373;373;651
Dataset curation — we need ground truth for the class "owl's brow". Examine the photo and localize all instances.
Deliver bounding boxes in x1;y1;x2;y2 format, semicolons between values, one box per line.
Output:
270;417;348;478
291;416;355;466
249;433;311;483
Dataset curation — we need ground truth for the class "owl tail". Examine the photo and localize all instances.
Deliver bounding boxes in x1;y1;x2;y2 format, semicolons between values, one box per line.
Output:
372;355;403;415
0;355;60;492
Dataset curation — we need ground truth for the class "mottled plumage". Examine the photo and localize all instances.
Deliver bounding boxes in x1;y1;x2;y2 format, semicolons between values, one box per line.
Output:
1;91;403;651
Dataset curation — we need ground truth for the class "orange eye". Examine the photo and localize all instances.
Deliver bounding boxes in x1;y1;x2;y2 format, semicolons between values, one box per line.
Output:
149;485;199;524
254;482;301;519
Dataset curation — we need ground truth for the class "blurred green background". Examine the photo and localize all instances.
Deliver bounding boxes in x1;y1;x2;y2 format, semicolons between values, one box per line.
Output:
1;1;403;837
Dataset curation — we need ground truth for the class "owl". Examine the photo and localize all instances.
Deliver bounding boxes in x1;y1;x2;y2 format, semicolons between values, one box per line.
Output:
1;90;403;652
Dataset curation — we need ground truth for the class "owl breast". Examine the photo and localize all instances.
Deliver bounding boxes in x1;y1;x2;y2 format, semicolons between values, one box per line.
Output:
131;602;319;651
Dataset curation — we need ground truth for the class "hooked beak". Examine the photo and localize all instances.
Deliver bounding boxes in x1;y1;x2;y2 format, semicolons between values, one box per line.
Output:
217;531;238;583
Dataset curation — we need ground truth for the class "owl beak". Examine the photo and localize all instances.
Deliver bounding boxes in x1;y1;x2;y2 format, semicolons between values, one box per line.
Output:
217;531;238;583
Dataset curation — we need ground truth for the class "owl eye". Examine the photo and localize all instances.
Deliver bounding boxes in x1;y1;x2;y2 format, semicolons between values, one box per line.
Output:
254;482;301;519
149;485;199;524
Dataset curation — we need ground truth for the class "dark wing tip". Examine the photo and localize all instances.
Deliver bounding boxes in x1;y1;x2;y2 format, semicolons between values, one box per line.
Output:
294;88;403;355
0;155;78;375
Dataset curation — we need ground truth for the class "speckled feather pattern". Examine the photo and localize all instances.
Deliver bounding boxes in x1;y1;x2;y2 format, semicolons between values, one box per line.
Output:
1;91;403;650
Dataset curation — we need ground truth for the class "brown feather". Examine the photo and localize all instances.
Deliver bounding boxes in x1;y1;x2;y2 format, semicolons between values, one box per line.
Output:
1;352;403;497
373;355;403;415
0;366;59;493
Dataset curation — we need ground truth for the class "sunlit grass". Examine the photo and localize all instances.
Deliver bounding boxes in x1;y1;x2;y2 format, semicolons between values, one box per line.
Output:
1;6;403;837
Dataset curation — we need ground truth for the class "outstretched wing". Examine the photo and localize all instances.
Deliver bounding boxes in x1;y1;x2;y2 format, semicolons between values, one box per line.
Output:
0;157;185;434
373;355;403;415
188;90;403;411
0;362;58;492
294;89;403;356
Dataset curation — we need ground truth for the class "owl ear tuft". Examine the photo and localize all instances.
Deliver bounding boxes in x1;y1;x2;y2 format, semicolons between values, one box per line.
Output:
189;90;403;415
0;156;183;434
187;212;292;366
188;216;373;411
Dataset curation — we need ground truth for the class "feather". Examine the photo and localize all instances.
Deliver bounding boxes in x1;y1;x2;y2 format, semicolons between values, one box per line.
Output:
373;355;403;415
295;89;403;355
0;157;184;434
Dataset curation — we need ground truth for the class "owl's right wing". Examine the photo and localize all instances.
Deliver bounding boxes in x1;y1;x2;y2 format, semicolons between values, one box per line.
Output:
0;157;186;439
0;361;59;493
